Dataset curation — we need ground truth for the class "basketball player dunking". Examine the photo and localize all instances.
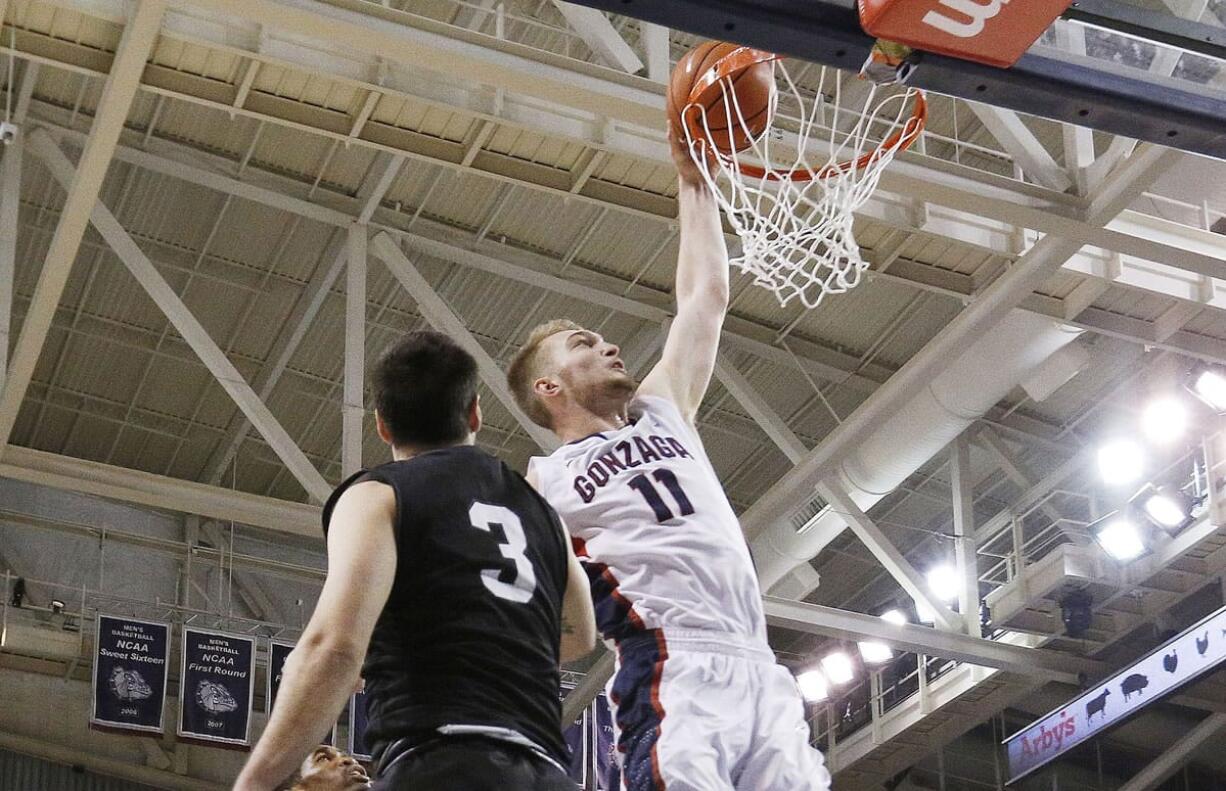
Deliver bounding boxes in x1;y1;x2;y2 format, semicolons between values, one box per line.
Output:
506;121;832;790
236;332;595;791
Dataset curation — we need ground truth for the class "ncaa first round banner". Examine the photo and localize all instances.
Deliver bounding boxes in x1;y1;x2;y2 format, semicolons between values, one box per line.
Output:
91;615;169;734
179;627;256;746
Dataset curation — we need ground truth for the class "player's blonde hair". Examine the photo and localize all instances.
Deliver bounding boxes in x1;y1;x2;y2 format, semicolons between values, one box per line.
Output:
507;319;582;429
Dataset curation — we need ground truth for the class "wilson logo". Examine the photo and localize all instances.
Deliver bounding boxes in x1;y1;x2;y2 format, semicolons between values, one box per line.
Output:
922;0;1011;38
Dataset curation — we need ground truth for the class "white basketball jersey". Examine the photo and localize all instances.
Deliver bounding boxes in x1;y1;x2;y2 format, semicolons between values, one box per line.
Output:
529;395;768;645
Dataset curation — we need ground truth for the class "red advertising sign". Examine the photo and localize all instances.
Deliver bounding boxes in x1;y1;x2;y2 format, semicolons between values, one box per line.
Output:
858;0;1074;68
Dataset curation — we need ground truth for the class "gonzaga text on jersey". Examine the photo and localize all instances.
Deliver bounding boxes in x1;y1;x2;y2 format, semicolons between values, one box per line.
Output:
571;434;693;502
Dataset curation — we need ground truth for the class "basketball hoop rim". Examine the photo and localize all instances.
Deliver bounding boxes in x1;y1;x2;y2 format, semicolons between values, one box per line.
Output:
682;45;928;182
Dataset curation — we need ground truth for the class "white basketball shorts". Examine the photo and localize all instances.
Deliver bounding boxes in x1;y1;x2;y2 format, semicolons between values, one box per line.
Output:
607;629;832;791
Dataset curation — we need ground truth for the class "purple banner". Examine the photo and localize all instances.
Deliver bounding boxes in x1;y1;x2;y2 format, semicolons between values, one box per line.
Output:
91;615;169;734
349;689;372;761
594;694;619;790
179;628;255;746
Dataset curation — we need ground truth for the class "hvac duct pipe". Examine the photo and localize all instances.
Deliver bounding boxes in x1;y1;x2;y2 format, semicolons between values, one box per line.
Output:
752;310;1082;595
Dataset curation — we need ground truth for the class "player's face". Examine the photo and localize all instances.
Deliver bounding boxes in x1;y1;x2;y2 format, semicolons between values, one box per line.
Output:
298;746;371;790
545;328;636;409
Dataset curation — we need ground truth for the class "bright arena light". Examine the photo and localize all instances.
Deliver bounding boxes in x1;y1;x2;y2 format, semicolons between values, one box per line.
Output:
796;670;829;702
1142;490;1190;530
820;651;856;685
1095;518;1146;561
880;609;907;626
915;602;936;625
926;565;959;603
1193;369;1226;412
1097;439;1145;485
858;641;893;664
1141;397;1188;443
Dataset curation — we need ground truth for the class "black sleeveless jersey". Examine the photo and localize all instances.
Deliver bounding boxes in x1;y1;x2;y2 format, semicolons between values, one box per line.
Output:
322;446;570;766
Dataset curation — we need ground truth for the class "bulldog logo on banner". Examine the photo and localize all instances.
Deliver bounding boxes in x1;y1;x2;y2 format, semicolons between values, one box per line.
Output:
91;615;169;734
179;628;255;746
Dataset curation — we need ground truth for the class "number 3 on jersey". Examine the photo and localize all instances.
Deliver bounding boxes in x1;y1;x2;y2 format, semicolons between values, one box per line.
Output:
469;502;537;603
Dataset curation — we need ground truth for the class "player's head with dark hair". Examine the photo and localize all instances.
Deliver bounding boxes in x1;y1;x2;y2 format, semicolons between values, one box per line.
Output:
285;746;370;790
507;319;635;432
373;331;481;451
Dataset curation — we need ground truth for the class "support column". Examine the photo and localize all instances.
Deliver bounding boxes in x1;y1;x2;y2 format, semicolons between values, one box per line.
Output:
0;127;18;391
343;224;366;476
951;434;979;635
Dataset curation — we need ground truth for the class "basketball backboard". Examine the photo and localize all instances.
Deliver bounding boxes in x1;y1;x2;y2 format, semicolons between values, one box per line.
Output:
567;0;1226;159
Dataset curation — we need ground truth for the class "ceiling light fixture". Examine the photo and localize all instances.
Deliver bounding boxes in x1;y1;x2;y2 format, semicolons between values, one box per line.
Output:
1094;516;1147;561
926;565;960;603
820;651;856;685
1097;439;1145;486
1141;396;1188;443
1190;367;1226;413
797;670;829;702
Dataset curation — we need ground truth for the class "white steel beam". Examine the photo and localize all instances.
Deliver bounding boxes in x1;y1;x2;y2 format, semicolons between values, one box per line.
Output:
562;650;613;723
0;0;165;453
198;520;281;622
967;104;1073;192
200;153;402;483
714;352;807;463
0;57;31;392
950;434;978;635
452;0;499;32
20;0;1226;289
1116;714;1226;791
1083;0;1208;188
370;232;559;452
357;153;403;224
1053;22;1095;194
35;119;892;392
761;597;1101;683
817;481;963;632
739;144;1175;546
550;2;643;73
200;235;346;483
111;120;1226;364
31;131;333;504
0;131;19;391
976;426;1068;532
179;0;662;127
343;224;366;476
0;444;320;537
640;23;670;82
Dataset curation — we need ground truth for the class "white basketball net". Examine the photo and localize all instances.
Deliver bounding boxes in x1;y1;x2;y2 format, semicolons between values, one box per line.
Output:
683;60;925;309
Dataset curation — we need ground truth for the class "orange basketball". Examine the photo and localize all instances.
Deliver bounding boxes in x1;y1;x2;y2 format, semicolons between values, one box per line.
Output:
669;41;775;155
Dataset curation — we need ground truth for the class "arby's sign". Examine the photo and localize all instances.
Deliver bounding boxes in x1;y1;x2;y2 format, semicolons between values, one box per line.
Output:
1005;605;1226;781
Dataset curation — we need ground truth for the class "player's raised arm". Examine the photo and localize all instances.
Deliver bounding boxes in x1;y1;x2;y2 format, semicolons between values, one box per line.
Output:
235;482;397;791
637;119;730;423
559;537;597;662
527;466;596;663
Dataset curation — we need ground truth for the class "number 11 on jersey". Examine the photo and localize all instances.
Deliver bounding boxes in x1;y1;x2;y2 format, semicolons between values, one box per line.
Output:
628;469;694;523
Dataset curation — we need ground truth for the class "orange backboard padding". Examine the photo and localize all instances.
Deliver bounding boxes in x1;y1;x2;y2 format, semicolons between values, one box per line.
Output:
858;0;1073;68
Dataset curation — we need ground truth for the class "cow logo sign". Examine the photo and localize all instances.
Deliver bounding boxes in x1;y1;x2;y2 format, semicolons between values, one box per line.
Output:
1006;604;1226;782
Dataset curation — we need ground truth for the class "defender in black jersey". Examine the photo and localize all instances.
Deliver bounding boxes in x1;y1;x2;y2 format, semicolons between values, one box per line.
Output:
237;332;595;791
